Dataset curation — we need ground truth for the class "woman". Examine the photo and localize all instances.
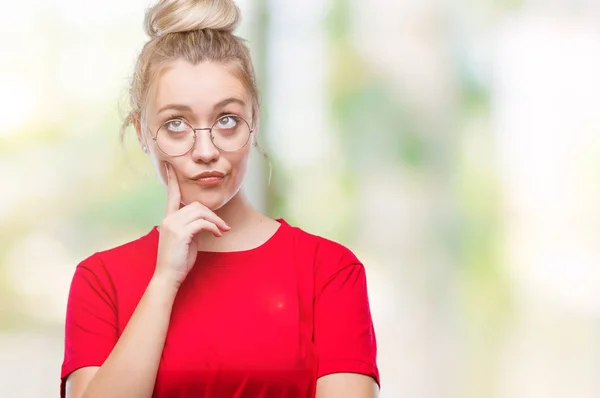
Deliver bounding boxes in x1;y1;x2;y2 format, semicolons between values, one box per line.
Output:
61;0;380;397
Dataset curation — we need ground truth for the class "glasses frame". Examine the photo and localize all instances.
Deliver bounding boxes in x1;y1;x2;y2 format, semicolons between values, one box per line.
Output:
152;113;254;157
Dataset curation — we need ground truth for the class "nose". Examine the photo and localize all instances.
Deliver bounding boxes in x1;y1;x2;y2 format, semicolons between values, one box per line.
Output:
191;128;220;164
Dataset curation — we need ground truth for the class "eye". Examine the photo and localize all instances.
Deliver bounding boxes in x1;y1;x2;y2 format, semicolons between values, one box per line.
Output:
165;119;188;132
215;115;239;129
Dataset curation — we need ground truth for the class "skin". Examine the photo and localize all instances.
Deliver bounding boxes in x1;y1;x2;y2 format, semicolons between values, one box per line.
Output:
65;60;378;398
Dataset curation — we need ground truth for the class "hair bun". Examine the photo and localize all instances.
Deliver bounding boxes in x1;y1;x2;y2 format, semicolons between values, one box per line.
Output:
145;0;241;39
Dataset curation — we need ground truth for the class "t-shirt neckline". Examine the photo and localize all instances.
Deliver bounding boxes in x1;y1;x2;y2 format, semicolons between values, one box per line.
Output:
147;218;289;265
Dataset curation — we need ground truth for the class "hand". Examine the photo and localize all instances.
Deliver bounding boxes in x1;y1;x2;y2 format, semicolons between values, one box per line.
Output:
153;162;230;287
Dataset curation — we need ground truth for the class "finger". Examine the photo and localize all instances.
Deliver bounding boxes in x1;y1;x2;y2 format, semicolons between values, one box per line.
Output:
165;162;182;216
186;219;223;238
177;202;230;231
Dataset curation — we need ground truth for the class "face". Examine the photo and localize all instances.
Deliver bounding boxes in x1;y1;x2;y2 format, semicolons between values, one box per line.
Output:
138;60;255;211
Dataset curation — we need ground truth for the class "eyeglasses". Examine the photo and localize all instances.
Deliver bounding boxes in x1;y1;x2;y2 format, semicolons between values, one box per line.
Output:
152;114;254;156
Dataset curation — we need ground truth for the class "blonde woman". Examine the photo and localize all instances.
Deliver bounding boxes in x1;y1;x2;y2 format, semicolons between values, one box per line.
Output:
61;1;379;397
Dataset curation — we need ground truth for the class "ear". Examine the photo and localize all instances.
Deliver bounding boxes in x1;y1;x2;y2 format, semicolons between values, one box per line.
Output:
133;113;142;143
251;116;260;144
133;113;148;153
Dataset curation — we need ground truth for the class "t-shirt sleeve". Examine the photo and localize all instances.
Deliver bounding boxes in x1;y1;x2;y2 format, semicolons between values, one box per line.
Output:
313;251;380;387
61;253;118;396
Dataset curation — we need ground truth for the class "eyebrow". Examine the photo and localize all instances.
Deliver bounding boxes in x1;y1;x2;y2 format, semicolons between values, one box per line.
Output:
157;97;247;115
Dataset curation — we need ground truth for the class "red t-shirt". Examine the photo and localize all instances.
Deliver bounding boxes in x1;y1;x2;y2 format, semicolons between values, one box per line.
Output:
61;219;379;397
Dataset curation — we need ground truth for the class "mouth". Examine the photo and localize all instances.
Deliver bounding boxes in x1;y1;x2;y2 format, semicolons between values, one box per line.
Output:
191;171;226;187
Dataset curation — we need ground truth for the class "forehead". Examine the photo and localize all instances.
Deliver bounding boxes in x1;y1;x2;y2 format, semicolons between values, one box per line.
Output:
150;60;249;115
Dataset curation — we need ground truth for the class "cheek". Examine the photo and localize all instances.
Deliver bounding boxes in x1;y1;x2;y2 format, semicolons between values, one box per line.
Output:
228;148;251;184
149;149;179;186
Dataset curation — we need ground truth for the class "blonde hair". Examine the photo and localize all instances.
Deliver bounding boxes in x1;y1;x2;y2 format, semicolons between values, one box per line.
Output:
121;0;259;141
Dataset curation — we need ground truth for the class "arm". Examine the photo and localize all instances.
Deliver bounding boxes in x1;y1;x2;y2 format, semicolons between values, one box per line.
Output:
316;373;379;398
67;276;178;398
64;164;229;398
313;252;380;397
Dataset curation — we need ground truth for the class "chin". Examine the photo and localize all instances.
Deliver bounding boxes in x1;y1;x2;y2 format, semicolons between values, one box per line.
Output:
181;186;235;211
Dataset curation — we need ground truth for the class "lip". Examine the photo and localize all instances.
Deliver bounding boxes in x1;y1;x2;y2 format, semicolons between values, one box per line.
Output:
192;171;226;179
191;171;226;187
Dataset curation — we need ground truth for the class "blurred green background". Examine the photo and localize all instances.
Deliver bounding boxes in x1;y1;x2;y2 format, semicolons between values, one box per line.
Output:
2;0;600;397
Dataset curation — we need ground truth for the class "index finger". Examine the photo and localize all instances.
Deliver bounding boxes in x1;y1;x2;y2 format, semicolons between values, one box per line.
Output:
165;162;182;216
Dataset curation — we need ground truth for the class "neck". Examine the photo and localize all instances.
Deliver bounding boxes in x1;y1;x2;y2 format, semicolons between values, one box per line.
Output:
194;190;264;250
214;190;257;227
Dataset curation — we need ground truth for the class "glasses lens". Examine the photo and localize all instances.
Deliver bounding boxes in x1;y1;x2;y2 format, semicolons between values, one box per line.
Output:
156;120;195;156
211;115;251;151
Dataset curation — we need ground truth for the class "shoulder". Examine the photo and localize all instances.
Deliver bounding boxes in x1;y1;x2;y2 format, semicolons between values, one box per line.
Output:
95;227;158;265
74;227;158;278
280;219;362;277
